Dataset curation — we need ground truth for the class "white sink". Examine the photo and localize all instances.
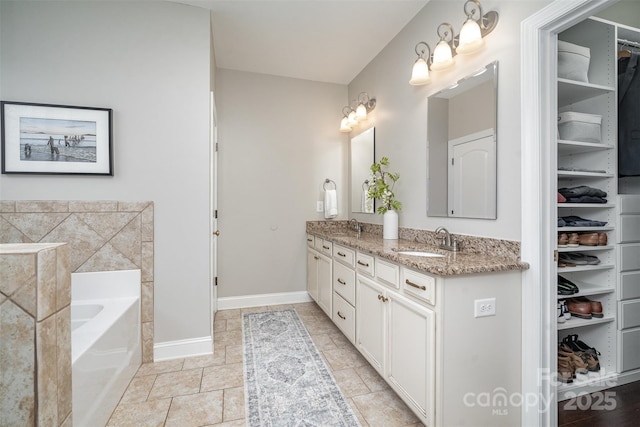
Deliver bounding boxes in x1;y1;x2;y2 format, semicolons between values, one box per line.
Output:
394;250;445;258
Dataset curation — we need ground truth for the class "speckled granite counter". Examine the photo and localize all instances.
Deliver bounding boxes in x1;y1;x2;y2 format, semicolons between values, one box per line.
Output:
306;221;529;276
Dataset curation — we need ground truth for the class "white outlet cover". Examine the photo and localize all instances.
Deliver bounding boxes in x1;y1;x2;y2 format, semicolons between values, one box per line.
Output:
474;298;496;318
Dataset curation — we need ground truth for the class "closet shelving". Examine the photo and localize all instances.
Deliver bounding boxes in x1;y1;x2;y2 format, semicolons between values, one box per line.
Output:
555;17;618;399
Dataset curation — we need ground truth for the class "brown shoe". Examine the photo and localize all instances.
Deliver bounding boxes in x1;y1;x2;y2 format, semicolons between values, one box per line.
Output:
568;233;580;247
559;345;589;375
573;296;603;318
558;233;569;247
566;298;592;319
578;232;599;246
598;233;608;246
557;354;575;383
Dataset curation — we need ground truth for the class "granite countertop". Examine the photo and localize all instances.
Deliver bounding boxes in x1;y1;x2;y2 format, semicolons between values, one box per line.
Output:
308;229;529;277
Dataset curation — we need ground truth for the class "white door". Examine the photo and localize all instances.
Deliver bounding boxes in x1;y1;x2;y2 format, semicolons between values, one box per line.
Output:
356;275;387;374
317;253;333;317
210;91;219;332
307;250;319;302
448;128;496;218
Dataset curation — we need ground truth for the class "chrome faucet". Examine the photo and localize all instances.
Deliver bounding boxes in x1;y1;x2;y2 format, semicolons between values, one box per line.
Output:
435;226;459;252
349;218;362;238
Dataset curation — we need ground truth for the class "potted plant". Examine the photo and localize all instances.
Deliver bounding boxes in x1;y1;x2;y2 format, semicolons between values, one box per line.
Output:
367;156;402;239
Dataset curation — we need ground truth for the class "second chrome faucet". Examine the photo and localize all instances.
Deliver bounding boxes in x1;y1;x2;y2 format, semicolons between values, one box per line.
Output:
435;226;459;252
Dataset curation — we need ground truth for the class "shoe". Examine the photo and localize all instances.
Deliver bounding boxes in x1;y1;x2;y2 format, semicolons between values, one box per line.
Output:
565;298;592;319
558;275;579;294
561;252;600;265
558;233;569;247
578;232;599;246
557;302;566;323
557;354;575;383
558;344;589;375
562;335;601;372
568;233;580;247
598;233;608;246
572;296;603;318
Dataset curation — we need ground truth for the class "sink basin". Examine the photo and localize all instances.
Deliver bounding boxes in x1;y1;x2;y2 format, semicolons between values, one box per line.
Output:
394;250;445;258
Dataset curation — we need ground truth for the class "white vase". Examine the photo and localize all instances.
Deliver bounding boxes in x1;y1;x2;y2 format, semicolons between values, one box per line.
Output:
383;209;399;240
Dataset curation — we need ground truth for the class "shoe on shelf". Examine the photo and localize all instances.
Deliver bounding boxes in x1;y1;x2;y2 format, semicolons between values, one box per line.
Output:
558;275;579;294
562;335;601;372
598;232;608;246
557;354;575;383
561;252;600;265
558;344;589;375
568;233;580;247
578;232;599;246
557;302;566;323
565;299;592;319
558;233;569;247
572;296;603;318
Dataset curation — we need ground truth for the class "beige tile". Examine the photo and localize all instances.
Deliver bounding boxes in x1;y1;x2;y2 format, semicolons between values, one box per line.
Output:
68;200;119;212
329;331;353;349
141;242;154;282
240;306;268;314
56;306;72;422
9;272;37;318
76;212;138;241
36;314;58;426
148;368;203;400
223;386;245;421
118;201;151;212
107;398;171;427
142;321;154;363
141;281;153;323
352;389;420;427
15;201;68;213
141;204;154;242
214;319;227;332
0;216;31;243
0;253;36;297
209;420;246;427
214;329;242;347
165;390;224;426
310;334;339;351
347;397;369;427
110;215;142;265
225;344;243;364
36;248;57;320
41;214;105;271
1;213;70;242
302;318;340;336
136;358;184;377
215;309;241;321
323;346;369;371
225;318;242;331
332;368;371;397
201;363;243;391
77;243;139;273
355;364;389;392
120;375;156;404
0;200;16;212
55;244;71;310
267;304;295;311
183;350;225;370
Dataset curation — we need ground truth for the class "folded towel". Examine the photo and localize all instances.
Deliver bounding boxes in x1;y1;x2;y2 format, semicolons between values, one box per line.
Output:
325;189;338;219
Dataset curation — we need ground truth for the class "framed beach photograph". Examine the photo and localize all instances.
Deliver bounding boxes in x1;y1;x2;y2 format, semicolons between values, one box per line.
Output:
1;101;113;175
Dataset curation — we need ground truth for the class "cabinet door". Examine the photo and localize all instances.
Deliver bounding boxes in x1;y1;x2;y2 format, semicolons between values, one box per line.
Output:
356;275;386;374
317;253;332;317
307;249;319;302
388;293;435;425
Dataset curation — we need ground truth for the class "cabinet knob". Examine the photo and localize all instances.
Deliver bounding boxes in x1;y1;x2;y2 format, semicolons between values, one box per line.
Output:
314;256;319;260
213;230;220;236
337;278;346;285
337;311;346;320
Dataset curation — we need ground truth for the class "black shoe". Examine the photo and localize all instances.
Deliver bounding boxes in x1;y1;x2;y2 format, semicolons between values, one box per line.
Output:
558;275;579;295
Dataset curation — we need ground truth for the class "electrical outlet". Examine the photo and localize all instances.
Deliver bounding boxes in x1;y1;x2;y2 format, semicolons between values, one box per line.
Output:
316;201;324;212
474;298;496;318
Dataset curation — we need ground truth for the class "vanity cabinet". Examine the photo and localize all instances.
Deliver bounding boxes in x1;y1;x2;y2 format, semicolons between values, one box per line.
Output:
333;244;357;342
355;274;388;373
306;235;332;317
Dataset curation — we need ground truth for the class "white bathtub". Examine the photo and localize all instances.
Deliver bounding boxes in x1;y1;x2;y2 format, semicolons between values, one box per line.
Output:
71;269;141;427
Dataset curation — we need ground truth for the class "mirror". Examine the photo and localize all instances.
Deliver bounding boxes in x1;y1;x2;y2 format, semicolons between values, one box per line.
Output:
350;127;375;213
427;61;498;219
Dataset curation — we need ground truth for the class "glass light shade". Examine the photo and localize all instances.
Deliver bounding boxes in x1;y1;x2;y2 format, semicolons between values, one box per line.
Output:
431;40;455;71
340;117;352;133
347;110;358;126
457;18;484;55
356;103;367;120
409;58;430;85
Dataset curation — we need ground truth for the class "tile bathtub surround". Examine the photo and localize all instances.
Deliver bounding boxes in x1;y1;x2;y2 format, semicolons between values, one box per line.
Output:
0;200;155;362
306;220;523;262
0;243;72;427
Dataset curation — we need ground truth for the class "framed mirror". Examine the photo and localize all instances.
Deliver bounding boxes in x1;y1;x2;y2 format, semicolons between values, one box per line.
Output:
427;61;498;219
350;127;375;213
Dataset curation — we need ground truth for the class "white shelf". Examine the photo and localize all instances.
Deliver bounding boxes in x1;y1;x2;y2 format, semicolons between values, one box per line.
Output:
557;171;613;178
558;245;613;252
558;78;615;105
557;203;615;208
557;226;613;232
557;264;615;274
558;140;614;155
557;315;615;330
557;370;619;400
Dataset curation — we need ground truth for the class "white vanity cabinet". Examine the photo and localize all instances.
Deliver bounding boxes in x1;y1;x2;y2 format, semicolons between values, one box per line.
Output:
332;244;357;342
355;274;388;373
306;235;332;317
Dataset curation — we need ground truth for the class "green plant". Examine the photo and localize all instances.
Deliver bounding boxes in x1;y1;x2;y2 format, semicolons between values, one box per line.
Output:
367;156;402;214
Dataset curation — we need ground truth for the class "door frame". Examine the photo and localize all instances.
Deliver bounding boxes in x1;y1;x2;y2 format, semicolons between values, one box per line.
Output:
520;1;617;425
210;90;219;340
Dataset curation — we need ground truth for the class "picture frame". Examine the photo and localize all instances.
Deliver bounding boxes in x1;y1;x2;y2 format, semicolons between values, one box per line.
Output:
1;101;113;175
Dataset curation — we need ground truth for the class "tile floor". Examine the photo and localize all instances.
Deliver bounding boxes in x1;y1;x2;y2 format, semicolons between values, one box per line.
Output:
107;302;423;427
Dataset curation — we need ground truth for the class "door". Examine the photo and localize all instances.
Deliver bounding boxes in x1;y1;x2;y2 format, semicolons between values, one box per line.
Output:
317;253;332;317
210;91;219;332
356;275;387;374
307;249;319;302
447;128;496;218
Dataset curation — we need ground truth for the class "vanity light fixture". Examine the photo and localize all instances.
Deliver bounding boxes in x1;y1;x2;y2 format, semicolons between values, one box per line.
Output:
431;23;456;71
339;93;376;133
408;0;499;86
409;41;432;85
457;0;499;55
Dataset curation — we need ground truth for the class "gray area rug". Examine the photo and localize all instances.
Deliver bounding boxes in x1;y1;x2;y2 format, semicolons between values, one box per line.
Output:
243;309;361;427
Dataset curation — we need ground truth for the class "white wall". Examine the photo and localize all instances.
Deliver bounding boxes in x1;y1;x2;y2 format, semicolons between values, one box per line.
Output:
348;0;549;240
215;69;347;298
0;1;212;345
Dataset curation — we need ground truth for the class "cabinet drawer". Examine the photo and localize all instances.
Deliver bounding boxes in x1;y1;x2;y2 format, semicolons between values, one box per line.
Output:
402;268;436;305
620;271;640;301
333;261;356;305
376;258;400;288
619;216;640;242
619;195;640;214
620;244;640;272
333;244;355;267
315;238;333;255
619;327;640;372
356;252;375;276
306;234;315;247
333;293;356;343
620;300;640;329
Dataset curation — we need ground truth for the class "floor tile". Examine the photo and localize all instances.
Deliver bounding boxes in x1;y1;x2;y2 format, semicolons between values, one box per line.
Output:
107;398;171;427
352;389;420;427
213;329;242;347
355;363;389;392
225;318;242;331
223;386;245;421
119;375;156;404
147;369;203;400
310;333;339;351
164;390;223;426
182;350;225;370
201;363;243;391
323;345;369;371
332;368;371;397
136;359;184;377
225;344;243;364
214;309;241;320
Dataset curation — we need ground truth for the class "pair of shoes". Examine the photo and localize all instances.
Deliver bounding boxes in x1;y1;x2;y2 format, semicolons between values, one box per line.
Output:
578;232;608;246
559;253;600;265
558;344;590;375
558;275;579;295
558;232;580;247
564;297;603;319
557;300;571;322
562;335;601;372
558;233;569;247
557;353;574;383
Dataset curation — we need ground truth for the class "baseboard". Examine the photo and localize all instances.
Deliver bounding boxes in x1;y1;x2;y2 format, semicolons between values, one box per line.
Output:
217;291;313;310
154;336;212;361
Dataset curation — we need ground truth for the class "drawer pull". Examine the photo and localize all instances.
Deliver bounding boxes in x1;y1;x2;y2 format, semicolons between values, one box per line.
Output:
377;294;388;303
323;245;330;250
314;256;319;260
337;311;346;320
337;252;346;257
337;278;346;285
357;260;370;267
307;238;313;242
405;279;427;291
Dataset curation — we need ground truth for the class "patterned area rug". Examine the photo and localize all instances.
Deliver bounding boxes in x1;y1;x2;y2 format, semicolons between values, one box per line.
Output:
243;309;361;426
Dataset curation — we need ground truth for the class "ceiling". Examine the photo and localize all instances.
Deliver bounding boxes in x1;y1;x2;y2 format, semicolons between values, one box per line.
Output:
172;0;429;84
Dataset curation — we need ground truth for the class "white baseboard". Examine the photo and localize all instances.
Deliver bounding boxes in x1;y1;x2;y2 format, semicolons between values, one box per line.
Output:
154;336;212;361
217;291;313;310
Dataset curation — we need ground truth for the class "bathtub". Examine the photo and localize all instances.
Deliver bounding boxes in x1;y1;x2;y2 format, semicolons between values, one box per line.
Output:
71;269;141;427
